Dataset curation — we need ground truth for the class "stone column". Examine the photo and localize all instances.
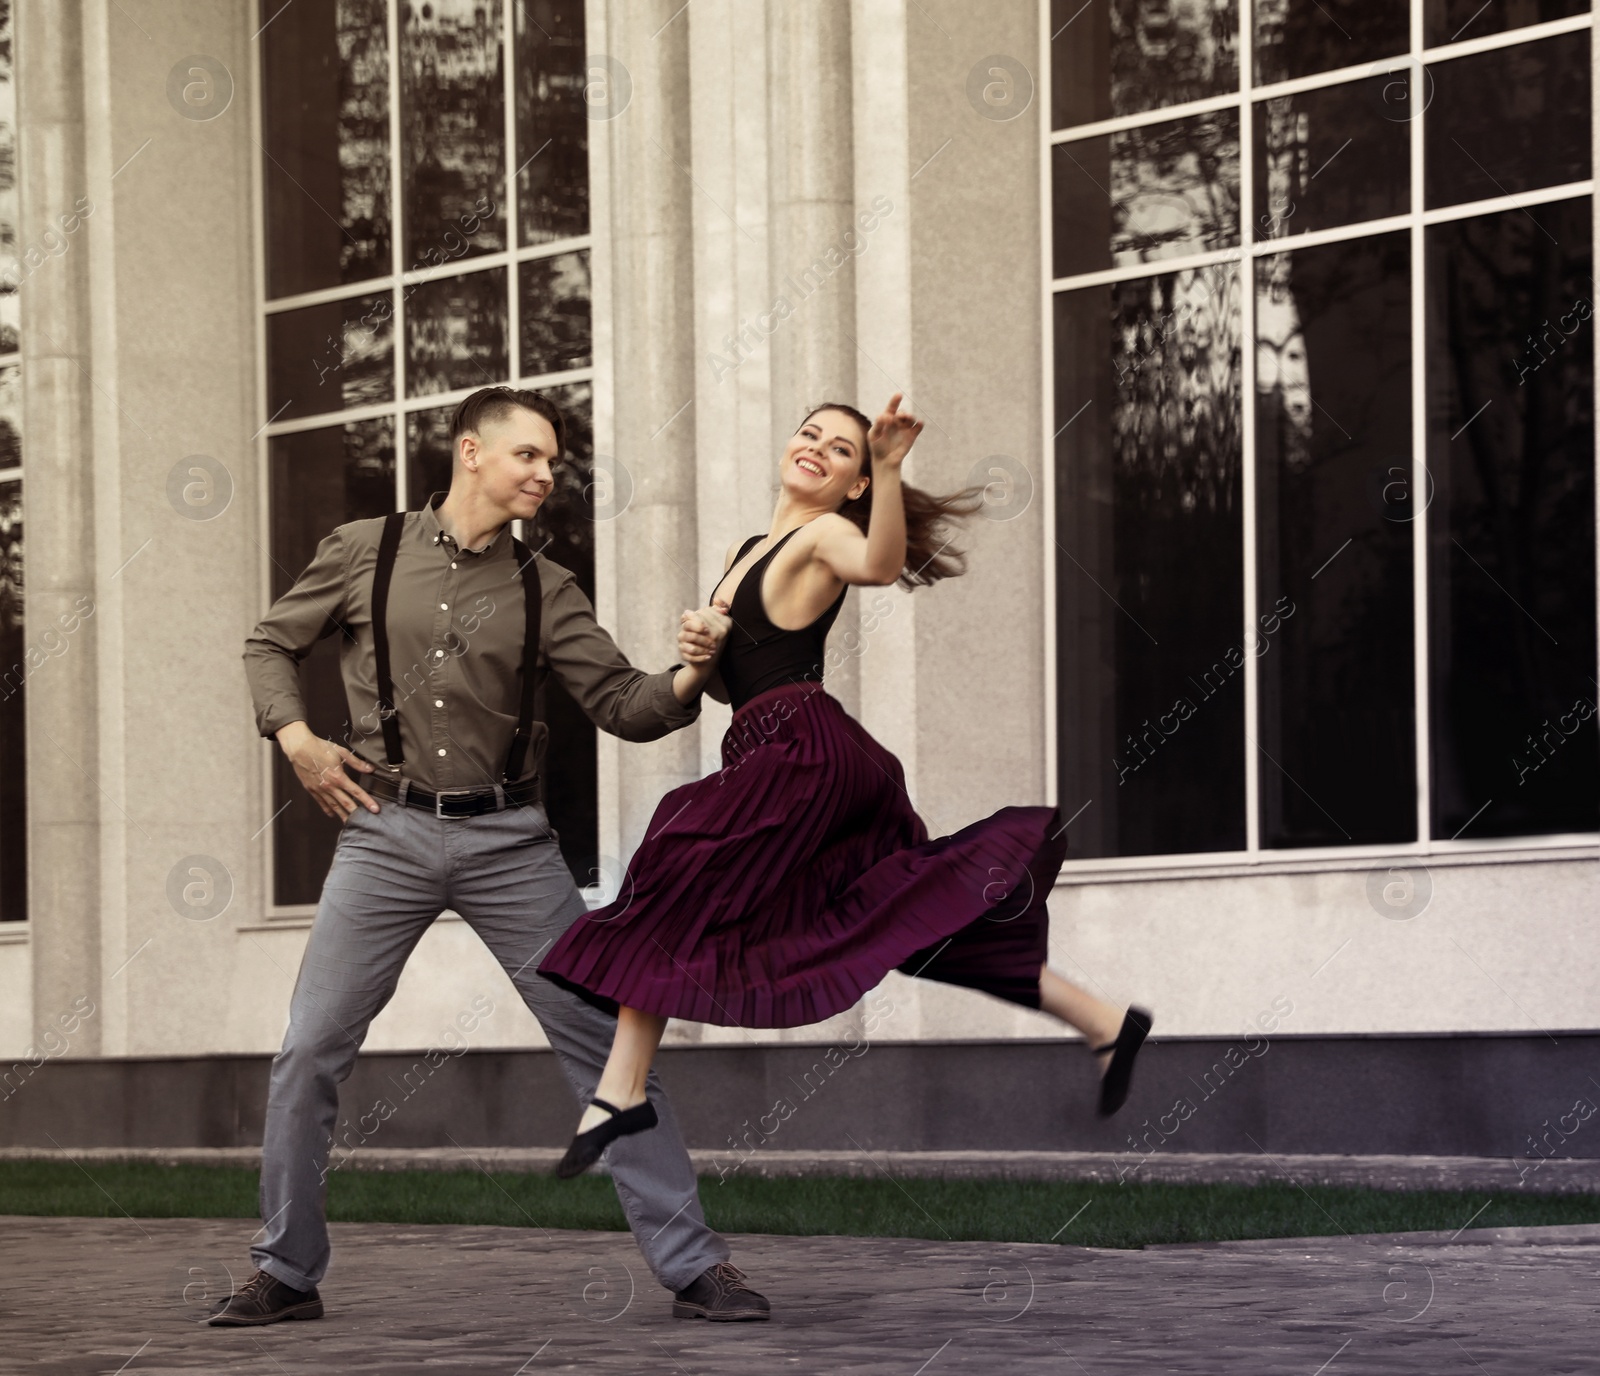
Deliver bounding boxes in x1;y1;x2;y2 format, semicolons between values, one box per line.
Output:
687;0;774;776
603;0;701;855
850;0;919;791
19;0;101;1052
766;0;862;716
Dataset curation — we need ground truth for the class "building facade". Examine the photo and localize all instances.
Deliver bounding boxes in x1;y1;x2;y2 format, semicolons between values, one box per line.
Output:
0;0;1595;1148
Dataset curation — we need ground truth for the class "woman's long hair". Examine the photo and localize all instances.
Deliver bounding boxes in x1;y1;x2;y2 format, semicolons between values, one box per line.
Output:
802;402;984;590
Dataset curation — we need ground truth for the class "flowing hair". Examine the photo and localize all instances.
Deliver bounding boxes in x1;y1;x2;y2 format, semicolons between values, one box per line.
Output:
801;402;984;589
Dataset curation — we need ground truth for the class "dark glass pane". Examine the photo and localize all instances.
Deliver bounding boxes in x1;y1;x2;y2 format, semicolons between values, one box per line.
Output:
1053;110;1240;278
519;250;591;376
0;4;16;294
0;482;24;919
1425;0;1588;47
1426;198;1597;839
268;418;396;906
1426;31;1591;210
267;291;394;422
401;0;507;267
1051;0;1238;130
515;0;588;244
0;290;17;354
404;404;456;508
1254;0;1408;85
1255;235;1415;847
260;0;390;299
1254;77;1409;239
404;267;509;396
533;380;597;884
1054;267;1246;858
0;363;19;469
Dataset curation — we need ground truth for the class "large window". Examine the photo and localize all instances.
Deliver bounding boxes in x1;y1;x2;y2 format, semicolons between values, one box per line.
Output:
1049;0;1597;860
257;0;596;904
0;3;23;921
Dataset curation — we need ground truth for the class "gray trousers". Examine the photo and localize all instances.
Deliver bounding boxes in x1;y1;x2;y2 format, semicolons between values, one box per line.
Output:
252;797;728;1293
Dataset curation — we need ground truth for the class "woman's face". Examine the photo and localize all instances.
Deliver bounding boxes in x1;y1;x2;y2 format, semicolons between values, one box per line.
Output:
781;409;870;508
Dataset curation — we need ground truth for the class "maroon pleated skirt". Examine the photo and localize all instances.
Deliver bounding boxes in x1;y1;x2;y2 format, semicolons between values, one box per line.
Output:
538;684;1067;1029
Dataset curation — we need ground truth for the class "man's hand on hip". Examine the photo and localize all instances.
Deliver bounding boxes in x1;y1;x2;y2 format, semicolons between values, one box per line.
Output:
275;721;379;820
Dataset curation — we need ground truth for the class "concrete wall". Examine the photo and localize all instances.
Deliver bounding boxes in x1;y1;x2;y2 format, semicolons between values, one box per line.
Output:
0;0;1593;1074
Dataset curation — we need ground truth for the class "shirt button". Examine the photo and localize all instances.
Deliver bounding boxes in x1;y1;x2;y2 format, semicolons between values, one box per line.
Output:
440;602;449;610
451;562;458;569
434;699;443;707
435;649;445;659
437;748;447;756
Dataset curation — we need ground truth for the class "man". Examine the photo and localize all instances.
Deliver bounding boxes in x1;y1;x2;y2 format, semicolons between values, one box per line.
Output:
215;386;766;1325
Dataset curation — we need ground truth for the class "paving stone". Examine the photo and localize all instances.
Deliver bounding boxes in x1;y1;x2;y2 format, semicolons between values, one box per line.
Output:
3;1214;1597;1374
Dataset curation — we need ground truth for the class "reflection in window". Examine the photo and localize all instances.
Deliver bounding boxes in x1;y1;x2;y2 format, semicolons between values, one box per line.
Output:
400;0;507;266
268;419;396;905
1425;0;1589;47
1051;0;1238;129
515;0;588;245
0;482;22;920
404;404;455;509
404;267;509;396
1425;31;1591;210
268;291;395;421
519;251;592;375
1053;110;1240;277
1055;268;1245;859
1254;0;1408;85
1254;77;1409;239
1255;236;1415;847
260;0;390;299
0;364;18;469
1426;199;1597;839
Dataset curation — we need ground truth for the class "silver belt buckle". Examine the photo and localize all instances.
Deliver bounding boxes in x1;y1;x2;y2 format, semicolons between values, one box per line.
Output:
433;787;479;819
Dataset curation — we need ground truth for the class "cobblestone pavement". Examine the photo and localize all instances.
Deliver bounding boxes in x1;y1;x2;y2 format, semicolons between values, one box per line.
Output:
4;1216;1598;1374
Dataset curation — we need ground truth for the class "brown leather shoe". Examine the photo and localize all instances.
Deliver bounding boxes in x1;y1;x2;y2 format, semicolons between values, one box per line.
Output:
205;1269;324;1326
672;1261;771;1321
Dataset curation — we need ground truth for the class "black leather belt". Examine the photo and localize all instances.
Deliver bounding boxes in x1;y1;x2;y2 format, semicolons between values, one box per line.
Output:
366;771;541;819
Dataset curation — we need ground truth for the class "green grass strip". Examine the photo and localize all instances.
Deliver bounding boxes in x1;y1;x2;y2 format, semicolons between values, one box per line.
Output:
4;1161;1598;1250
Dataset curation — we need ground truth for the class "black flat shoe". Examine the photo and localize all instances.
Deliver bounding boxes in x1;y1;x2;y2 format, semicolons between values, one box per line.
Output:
1094;1006;1153;1118
555;1096;659;1178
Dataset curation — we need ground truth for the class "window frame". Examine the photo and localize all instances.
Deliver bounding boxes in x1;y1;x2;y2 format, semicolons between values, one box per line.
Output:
1039;1;1600;879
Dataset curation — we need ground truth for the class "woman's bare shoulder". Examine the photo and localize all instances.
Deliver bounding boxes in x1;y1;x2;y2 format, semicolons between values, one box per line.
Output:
803;512;863;549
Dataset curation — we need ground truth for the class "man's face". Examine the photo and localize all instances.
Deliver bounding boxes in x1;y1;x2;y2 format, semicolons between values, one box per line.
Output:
458;408;559;521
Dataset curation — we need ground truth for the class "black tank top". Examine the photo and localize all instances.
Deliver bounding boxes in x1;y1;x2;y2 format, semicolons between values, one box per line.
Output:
711;526;847;711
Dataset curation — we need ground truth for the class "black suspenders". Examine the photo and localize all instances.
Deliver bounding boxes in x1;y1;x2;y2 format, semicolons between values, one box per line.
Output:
369;510;543;783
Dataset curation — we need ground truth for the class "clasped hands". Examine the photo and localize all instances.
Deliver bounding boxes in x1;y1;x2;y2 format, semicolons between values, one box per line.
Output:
677;598;732;667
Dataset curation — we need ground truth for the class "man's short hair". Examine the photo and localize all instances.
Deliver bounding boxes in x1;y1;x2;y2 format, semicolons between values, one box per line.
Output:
448;387;566;461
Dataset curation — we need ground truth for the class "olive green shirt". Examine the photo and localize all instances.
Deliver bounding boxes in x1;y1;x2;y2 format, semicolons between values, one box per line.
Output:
243;493;697;791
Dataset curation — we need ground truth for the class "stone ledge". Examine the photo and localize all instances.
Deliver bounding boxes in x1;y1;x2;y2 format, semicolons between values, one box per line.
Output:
5;1145;1597;1194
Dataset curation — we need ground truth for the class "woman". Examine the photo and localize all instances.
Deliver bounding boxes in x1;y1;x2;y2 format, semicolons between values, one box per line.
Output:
539;395;1152;1176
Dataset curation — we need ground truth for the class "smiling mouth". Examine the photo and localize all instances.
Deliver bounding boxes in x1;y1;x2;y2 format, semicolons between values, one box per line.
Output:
795;457;825;477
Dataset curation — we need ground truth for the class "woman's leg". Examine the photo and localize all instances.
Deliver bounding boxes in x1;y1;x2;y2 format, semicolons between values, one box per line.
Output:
576;1006;668;1133
1039;965;1127;1072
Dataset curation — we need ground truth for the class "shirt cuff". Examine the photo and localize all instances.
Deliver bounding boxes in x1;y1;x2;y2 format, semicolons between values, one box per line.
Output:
651;666;701;724
257;702;310;741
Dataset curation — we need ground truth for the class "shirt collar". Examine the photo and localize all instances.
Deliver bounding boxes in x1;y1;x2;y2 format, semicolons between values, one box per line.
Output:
419;490;511;558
